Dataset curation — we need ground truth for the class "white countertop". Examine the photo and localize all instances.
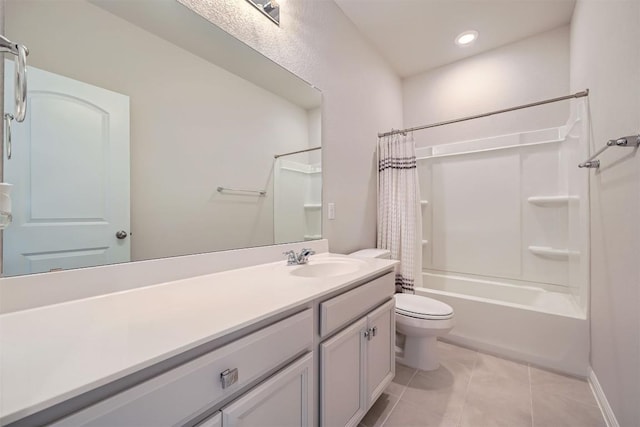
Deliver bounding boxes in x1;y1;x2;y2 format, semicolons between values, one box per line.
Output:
0;253;396;425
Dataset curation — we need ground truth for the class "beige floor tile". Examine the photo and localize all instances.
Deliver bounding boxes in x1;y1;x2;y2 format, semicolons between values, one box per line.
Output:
387;362;417;396
419;348;476;379
437;341;478;367
383;399;459;427
459;352;532;427
532;391;605;427
361;392;399;427
460;377;532;427
471;352;529;384
530;366;599;407
381;342;603;427
460;400;532;427
401;362;470;419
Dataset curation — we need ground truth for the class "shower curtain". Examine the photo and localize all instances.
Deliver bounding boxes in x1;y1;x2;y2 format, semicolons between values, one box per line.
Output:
377;133;422;293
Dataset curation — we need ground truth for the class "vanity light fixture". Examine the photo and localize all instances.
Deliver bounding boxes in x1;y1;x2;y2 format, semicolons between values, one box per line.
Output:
263;0;278;13
455;30;478;46
246;0;280;25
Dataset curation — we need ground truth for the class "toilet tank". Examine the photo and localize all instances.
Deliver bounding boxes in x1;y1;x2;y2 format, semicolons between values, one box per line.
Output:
349;248;392;259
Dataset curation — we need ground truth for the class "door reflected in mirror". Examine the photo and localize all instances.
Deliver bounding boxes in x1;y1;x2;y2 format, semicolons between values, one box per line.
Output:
2;0;322;276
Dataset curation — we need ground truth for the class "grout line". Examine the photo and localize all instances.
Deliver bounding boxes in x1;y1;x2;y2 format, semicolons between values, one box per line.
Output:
379;368;419;427
528;364;534;427
455;350;479;427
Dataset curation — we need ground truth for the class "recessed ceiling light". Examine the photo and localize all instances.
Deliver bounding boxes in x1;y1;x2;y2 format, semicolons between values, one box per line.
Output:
455;30;478;46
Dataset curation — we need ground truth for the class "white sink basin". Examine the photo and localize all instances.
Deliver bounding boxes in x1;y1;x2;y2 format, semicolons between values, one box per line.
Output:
289;257;366;278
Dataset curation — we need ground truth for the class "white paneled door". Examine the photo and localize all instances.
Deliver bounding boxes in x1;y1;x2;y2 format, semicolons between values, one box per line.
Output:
3;61;130;276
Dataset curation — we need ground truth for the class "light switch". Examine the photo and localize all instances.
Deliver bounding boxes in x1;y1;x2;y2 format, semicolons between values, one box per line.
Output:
328;203;335;220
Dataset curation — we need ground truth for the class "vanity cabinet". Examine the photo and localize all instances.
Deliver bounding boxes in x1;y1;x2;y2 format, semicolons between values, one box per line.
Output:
11;264;398;427
319;273;395;427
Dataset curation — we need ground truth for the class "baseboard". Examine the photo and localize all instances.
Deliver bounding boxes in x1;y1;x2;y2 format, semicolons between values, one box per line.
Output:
588;367;620;427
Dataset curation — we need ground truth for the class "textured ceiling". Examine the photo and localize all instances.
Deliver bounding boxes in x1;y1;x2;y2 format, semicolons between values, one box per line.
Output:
334;0;576;78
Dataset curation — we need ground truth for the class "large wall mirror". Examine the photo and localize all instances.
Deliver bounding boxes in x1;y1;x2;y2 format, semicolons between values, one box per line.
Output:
1;0;322;277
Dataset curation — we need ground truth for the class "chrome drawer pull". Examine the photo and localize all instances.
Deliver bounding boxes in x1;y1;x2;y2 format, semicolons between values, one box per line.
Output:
220;368;239;389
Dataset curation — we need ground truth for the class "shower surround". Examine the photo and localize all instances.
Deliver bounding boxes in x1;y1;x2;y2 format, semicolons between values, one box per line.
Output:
416;102;590;376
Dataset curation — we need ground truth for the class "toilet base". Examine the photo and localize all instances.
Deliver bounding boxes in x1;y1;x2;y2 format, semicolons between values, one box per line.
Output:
396;335;440;371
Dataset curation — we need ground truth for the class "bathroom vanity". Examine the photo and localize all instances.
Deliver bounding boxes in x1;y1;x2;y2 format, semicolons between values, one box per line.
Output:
0;253;397;427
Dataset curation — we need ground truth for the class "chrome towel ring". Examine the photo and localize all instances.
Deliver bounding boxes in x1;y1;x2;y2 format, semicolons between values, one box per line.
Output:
0;35;29;123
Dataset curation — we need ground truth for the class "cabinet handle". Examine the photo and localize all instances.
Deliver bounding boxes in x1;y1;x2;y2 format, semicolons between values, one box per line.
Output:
220;368;239;389
364;327;377;341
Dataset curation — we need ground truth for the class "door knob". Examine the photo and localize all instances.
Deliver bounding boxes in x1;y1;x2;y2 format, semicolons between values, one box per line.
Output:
115;230;128;239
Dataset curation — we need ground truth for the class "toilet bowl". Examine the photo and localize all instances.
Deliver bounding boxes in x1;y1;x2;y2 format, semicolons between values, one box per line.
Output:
350;248;456;371
394;293;454;371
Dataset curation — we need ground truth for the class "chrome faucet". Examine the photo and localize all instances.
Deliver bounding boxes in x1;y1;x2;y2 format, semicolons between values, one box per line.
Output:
283;248;316;265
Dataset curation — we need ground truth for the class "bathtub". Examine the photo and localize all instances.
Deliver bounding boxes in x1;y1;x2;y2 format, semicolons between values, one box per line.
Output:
418;271;589;377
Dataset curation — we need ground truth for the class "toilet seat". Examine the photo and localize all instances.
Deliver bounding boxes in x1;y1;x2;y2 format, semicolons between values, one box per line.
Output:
394;293;454;320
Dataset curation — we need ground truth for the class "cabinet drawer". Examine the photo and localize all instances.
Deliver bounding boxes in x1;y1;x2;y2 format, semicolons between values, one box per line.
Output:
52;310;313;427
320;272;394;338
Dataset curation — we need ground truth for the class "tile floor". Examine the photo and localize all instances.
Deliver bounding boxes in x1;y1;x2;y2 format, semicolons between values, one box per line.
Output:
360;341;605;427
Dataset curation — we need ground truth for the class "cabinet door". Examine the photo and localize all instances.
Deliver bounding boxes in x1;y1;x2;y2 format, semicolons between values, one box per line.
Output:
366;299;395;407
222;353;313;427
320;317;367;427
196;412;222;427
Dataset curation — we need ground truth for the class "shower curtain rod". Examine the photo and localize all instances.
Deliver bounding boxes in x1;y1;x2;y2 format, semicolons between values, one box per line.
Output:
274;146;321;159
377;89;589;138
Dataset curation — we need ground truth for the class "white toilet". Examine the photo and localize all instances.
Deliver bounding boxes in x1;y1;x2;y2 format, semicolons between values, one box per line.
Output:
350;248;455;371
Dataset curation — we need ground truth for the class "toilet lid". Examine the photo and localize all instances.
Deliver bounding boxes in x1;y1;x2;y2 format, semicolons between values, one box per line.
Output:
394;294;454;319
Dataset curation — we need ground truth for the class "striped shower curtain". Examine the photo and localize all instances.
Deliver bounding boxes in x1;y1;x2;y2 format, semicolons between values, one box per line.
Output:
377;133;422;293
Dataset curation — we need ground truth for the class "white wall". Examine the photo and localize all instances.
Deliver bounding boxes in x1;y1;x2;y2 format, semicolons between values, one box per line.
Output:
403;26;570;148
570;1;640;425
178;0;404;254
5;0;313;261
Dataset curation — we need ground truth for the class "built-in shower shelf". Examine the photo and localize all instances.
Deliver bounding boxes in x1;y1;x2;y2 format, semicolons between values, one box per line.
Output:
304;234;322;240
527;195;580;206
303;204;322;209
420;200;429;206
528;246;580;259
422;240;429;245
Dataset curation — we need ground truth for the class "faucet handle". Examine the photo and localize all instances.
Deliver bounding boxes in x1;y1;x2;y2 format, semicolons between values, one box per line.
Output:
283;250;297;265
297;248;316;263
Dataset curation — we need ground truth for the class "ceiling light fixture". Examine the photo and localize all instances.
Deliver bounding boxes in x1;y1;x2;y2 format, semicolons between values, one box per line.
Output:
455;30;478;46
